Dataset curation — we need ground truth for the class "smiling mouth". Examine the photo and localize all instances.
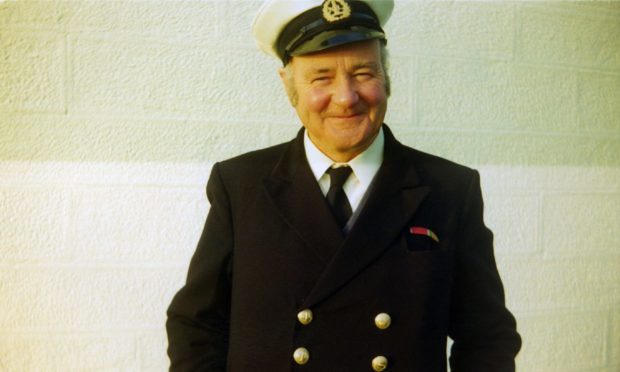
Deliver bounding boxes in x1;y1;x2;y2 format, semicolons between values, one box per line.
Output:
329;113;364;119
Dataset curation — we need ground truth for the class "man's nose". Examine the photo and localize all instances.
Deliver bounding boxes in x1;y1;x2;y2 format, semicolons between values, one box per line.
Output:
332;77;359;107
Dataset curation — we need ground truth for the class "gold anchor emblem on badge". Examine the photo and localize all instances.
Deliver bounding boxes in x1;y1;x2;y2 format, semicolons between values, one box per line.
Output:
322;0;352;23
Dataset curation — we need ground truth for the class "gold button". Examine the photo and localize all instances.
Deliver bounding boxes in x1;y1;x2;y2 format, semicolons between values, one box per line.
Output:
293;347;310;365
371;355;388;371
297;309;313;325
374;313;391;330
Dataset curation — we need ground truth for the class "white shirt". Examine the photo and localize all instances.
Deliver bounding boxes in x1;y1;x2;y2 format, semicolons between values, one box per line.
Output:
304;128;384;214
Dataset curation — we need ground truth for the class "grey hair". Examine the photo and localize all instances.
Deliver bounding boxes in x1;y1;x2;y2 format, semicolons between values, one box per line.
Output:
283;42;391;106
379;43;391;97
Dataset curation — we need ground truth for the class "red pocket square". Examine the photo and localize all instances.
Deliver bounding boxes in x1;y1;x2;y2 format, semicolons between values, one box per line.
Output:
409;226;440;243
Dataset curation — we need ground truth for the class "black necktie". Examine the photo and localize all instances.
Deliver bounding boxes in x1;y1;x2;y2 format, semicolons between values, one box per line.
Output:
326;166;353;229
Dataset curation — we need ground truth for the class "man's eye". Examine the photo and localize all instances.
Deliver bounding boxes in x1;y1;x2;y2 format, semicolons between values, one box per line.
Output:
354;72;373;79
312;76;330;83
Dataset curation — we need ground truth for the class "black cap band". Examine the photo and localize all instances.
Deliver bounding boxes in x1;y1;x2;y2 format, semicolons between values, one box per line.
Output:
276;1;384;64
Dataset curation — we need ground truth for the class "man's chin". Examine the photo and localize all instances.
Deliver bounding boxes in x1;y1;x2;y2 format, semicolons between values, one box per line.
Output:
333;138;373;157
325;115;367;128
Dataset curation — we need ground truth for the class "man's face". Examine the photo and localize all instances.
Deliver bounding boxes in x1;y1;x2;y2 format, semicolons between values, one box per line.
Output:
280;40;388;162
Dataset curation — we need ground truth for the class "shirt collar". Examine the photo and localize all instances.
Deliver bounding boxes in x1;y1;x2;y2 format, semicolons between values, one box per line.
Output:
304;127;384;187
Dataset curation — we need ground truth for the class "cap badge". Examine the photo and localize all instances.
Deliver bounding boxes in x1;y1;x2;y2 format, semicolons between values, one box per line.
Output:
322;0;352;23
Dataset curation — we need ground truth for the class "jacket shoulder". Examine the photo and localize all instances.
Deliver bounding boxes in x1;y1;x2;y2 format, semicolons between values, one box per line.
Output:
214;140;291;181
401;145;477;190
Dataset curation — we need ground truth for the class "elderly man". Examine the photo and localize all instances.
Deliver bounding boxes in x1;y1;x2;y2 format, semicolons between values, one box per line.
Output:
166;0;521;371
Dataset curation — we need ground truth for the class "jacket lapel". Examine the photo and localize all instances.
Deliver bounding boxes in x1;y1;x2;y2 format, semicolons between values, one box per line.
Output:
302;126;430;308
263;129;345;262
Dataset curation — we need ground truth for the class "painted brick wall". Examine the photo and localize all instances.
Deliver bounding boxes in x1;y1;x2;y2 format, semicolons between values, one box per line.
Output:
1;1;618;371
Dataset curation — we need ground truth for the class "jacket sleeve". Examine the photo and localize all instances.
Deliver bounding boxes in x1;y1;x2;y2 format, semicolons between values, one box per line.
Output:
166;163;233;372
448;170;522;372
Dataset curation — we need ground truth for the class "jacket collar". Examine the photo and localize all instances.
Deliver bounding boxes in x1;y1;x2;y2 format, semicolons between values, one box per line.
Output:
263;128;345;261
264;125;430;306
302;125;429;307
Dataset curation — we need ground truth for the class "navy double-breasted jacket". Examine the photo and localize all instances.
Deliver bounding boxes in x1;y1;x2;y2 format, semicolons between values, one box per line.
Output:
166;125;521;371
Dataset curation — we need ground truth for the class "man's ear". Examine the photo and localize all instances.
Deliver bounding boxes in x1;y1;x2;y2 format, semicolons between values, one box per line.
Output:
278;67;297;107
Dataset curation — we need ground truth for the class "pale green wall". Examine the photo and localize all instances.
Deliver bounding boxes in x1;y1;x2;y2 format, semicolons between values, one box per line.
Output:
1;1;618;165
1;1;619;371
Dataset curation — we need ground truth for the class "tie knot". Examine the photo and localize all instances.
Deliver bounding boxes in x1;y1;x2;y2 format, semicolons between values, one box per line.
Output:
327;166;352;189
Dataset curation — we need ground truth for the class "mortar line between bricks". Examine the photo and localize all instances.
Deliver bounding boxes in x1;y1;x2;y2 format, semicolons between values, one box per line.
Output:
10;105;613;132
520;2;620;21
512;2;520;64
540;190;620;197
398;127;620;140
538;190;548;260
604;310;612;367
412;55;419;128
67;29;225;48
515;59;620;76
0;326;166;336
1;111;295;127
534;191;543;256
484;187;620;194
0;262;188;270
415;51;620;76
65;32;72;116
513;307;618;319
59;111;302;126
416;50;620;77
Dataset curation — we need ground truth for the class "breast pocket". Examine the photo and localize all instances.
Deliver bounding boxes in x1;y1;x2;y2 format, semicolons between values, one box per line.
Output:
403;231;441;252
390;233;453;294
